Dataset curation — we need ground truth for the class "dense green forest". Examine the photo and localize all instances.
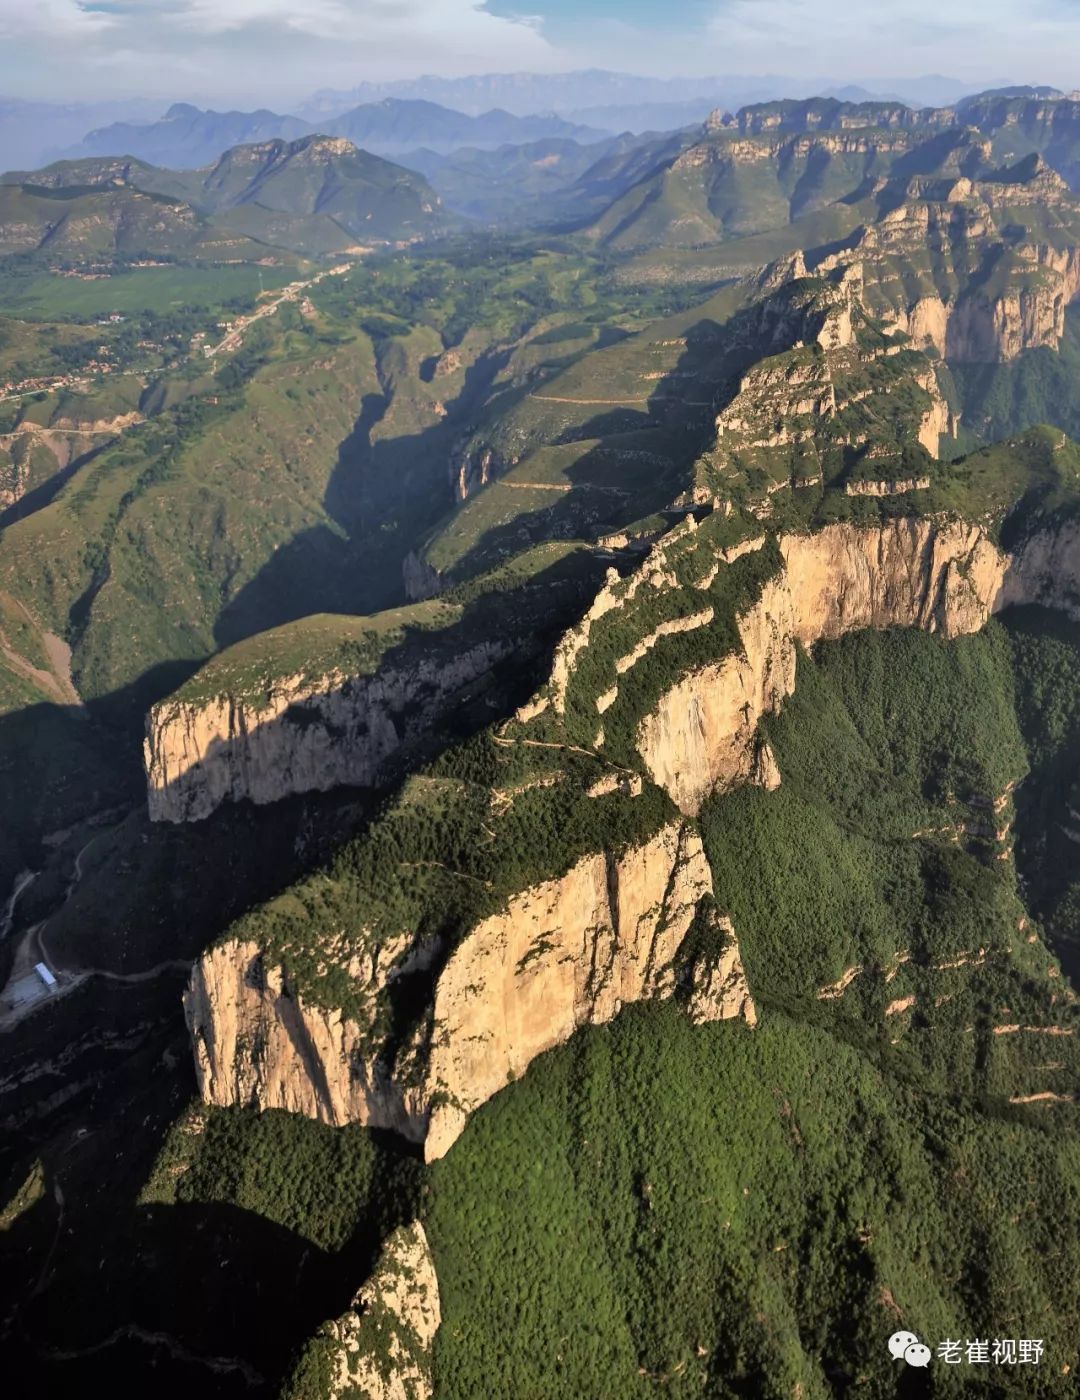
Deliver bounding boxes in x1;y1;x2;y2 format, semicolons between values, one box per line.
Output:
422;615;1080;1397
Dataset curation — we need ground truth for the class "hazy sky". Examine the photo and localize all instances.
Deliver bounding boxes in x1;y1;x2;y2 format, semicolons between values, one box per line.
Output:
0;0;1075;104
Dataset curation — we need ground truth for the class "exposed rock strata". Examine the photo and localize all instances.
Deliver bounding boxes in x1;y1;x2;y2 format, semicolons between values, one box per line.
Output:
146;641;508;822
183;512;1080;1159
636;516;1072;815
846;477;931;497
184;821;755;1161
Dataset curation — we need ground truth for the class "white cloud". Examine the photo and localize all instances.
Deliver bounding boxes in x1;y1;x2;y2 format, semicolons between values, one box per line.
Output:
0;0;114;39
704;0;1080;82
0;0;562;100
1;0;1078;101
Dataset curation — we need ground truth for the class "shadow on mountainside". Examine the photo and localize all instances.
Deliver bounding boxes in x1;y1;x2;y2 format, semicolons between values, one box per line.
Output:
0;984;422;1399
441;312;773;583
151;549;613;828
0;439;116;533
215;344;514;647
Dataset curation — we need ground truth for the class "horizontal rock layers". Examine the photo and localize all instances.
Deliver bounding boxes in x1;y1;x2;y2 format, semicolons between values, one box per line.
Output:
182;513;1080;1164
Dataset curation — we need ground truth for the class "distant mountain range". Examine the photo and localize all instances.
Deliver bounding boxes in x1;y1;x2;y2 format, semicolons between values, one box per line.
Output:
0;72;1021;175
297;69;1005;123
405;127;697;227
0;97;166;170
0;135;455;258
413;84;1080;237
8;84;1080;262
60;99;608;171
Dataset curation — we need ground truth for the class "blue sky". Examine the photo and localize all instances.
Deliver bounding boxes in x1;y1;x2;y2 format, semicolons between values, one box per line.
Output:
0;0;1075;103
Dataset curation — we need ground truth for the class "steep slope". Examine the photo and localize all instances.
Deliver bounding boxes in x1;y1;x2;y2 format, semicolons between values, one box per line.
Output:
584;121;968;251
168;254;1080;1191
0;180;220;259
174;467;1080;1166
715;89;1080;192
1;138;455;257
14;118;1080;1400
960;90;1080;190
420;614;1080;1397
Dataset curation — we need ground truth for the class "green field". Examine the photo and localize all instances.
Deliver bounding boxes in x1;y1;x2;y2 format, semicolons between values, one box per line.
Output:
0;261;299;320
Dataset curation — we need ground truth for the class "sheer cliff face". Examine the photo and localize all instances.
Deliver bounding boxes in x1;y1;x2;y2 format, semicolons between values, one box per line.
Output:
424;822;721;1159
184;935;431;1145
145;641;507;823
637;518;1019;816
182;512;1080;1158
1003;517;1080;619
184;821;754;1162
841;185;1080;362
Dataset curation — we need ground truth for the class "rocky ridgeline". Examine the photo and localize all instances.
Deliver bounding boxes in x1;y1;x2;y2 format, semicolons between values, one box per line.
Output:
673;128;920;173
282;1221;441;1400
180;502;1080;1170
821;165;1080;361
635;517;1011;814
185;819;755;1162
711;274;957;462
170;257;1080;1189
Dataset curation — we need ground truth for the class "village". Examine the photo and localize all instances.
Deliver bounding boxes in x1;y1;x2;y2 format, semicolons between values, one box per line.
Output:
0;260;354;406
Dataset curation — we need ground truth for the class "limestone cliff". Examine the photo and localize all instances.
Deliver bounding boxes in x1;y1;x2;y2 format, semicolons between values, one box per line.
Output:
637;517;1021;815
423;822;719;1158
789;162;1080;363
283;1221;441;1400
145;640;507;822
184;820;755;1161
1001;516;1080;618
184;935;430;1144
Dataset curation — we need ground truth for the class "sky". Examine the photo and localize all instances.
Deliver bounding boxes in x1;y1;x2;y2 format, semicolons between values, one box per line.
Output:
0;0;1076;105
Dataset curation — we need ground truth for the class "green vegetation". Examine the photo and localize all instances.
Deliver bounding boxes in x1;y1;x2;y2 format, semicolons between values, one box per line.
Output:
233;737;674;1022
0;260;297;321
142;1103;422;1254
951;307;1080;446
424;619;1080;1398
10;108;1080;1400
169;602;460;708
428;1000;1080;1397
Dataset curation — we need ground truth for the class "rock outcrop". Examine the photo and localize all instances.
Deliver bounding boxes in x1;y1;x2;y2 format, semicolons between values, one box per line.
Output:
402;550;445;602
284;1221;441;1400
185;935;431;1144
145;640;508;822
845;476;931;497
184;820;756;1161
636;516;1064;815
